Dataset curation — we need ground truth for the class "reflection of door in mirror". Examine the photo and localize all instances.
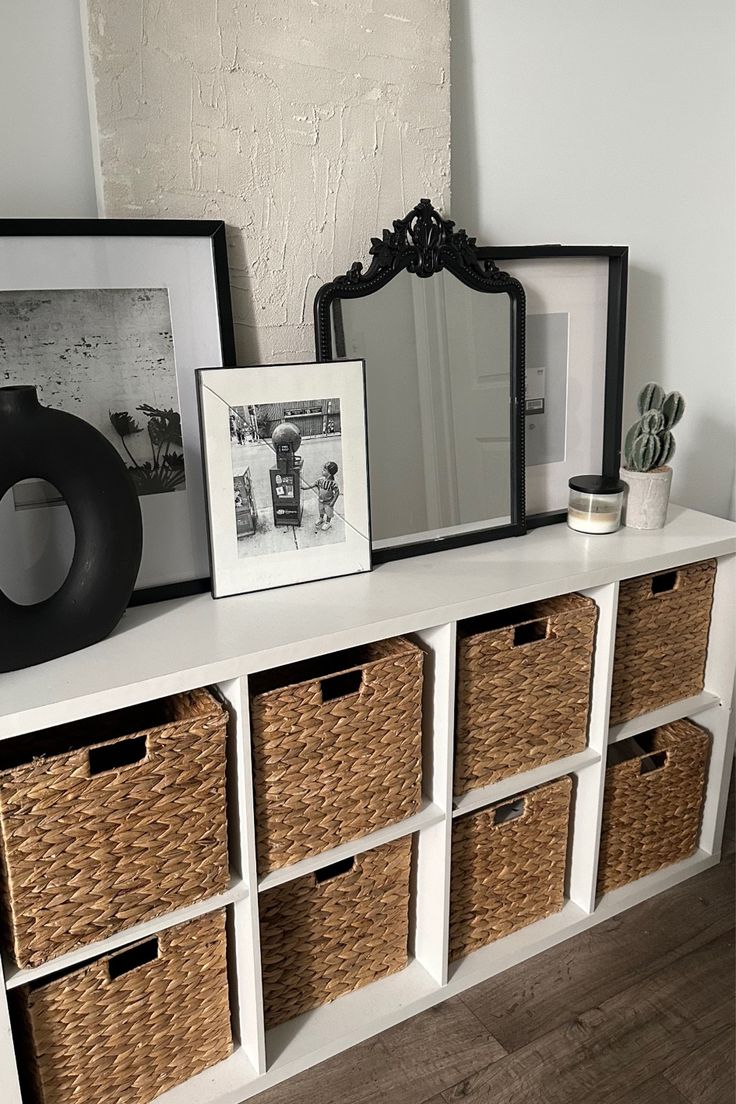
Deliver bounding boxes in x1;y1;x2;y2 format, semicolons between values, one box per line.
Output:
335;269;511;548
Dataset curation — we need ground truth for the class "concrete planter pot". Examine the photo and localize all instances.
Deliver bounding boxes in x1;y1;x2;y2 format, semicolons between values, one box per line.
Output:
620;466;673;530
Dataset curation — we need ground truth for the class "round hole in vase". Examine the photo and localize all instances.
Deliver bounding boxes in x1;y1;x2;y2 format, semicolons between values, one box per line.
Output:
0;385;143;672
0;479;76;605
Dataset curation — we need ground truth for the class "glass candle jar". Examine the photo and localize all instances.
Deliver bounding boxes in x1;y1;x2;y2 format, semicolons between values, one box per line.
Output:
567;476;625;534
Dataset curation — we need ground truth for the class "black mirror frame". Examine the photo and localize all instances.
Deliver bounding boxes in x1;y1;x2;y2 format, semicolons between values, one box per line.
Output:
313;198;527;564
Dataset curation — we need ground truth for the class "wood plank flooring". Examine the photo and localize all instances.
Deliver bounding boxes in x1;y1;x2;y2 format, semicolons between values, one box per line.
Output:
252;777;735;1104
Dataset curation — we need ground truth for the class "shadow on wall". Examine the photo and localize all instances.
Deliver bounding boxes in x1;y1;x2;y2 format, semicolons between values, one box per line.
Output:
624;263;665;430
222;223;263;366
449;0;481;236
626;263;735;517
676;413;735;518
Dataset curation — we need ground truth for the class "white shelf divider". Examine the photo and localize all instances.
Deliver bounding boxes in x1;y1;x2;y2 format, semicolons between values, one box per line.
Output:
608;690;721;744
0;957;22;1104
567;581;619;914
452;747;602;818
4;875;248;992
410;623;457;987
698;552;736;856
257;799;444;893
219;677;267;1077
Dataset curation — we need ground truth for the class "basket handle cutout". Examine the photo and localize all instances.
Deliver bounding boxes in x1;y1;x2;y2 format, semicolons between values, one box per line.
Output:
651;571;678;596
314;856;355;883
513;618;551;647
320;669;363;702
639;751;668;775
494;797;525;825
89;735;148;775
108;937;158;980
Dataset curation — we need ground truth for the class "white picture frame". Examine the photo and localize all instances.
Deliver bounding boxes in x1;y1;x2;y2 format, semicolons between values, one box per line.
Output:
198;361;371;597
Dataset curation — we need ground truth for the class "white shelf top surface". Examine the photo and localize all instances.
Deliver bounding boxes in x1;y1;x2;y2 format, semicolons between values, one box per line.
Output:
2;506;735;738
608;691;722;744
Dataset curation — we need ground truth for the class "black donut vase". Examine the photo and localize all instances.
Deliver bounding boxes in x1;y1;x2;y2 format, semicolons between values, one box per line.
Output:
0;386;143;672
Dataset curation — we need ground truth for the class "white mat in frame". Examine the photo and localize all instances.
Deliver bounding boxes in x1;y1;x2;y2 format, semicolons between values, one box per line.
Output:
198;361;371;597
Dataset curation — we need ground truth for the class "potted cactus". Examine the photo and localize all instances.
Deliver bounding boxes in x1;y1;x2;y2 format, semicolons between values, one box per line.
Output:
621;382;685;529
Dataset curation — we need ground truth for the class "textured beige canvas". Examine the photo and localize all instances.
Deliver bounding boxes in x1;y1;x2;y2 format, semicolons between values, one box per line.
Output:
85;0;451;362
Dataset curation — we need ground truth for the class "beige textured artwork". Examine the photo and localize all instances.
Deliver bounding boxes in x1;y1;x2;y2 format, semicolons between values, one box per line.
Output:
85;0;451;364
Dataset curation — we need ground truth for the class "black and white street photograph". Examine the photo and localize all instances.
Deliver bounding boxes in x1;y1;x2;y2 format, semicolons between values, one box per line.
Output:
229;399;344;557
0;286;185;506
198;361;370;597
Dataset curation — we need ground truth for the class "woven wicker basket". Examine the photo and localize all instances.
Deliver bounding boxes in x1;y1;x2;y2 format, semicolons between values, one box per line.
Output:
260;836;412;1027
449;777;572;960
13;909;232;1104
609;559;716;725
597;719;710;895
455;595;598;794
0;688;229;969
250;638;423;874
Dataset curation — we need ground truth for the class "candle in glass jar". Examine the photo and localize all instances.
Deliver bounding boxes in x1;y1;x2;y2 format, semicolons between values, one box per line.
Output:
567;476;625;534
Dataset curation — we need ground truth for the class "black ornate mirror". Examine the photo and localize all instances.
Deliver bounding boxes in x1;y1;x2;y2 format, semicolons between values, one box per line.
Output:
314;199;526;562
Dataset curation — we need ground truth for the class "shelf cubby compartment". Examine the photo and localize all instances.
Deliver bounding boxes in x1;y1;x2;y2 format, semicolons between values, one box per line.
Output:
609;559;717;727
249;636;425;878
453;592;599;796
13;910;233;1104
0;687;230;973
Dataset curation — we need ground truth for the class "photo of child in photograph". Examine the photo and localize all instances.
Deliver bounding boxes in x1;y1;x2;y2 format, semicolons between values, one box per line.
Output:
228;398;346;557
314;461;340;532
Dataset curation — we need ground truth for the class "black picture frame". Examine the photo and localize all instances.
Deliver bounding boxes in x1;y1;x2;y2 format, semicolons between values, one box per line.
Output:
0;218;236;605
314;199;526;564
477;244;628;529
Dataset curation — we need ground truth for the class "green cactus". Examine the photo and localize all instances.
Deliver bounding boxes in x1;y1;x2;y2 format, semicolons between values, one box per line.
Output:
662;391;685;428
624;383;685;473
629;431;659;472
637;382;665;415
657;429;676;466
639;409;665;433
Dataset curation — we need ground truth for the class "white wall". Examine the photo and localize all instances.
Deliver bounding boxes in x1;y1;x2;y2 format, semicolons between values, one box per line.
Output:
0;0;97;217
451;0;736;519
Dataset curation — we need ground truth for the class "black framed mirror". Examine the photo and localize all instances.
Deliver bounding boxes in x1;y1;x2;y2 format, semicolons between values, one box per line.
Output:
314;199;526;563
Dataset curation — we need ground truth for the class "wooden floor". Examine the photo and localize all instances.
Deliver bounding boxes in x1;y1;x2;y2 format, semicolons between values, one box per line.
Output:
252;776;735;1104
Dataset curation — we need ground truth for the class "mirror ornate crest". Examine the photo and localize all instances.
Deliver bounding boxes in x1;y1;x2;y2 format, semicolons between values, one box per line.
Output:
314;199;526;562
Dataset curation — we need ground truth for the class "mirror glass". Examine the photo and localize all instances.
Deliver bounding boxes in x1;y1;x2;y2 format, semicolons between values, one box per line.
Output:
332;269;513;550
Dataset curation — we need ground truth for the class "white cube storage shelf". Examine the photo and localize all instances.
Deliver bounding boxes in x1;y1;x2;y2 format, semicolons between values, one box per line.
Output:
1;507;734;1104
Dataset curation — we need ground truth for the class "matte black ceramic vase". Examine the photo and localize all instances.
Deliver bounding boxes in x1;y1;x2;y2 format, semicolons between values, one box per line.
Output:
0;386;143;672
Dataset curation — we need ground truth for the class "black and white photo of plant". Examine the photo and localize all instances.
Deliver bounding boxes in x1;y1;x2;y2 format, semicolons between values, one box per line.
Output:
109;405;185;495
0;286;186;505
